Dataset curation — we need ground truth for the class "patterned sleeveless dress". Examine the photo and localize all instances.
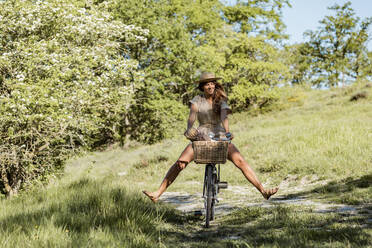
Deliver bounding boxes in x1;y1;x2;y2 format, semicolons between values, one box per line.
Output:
189;95;232;140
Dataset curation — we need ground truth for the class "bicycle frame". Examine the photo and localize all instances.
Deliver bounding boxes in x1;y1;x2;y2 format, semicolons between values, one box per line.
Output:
203;163;227;228
203;164;221;198
193;137;231;228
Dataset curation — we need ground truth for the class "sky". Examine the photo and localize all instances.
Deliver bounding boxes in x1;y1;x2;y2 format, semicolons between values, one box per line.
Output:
224;0;372;50
282;0;372;50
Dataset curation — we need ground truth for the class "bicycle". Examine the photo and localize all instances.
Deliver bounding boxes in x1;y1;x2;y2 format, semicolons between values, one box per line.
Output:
193;135;230;228
202;162;228;227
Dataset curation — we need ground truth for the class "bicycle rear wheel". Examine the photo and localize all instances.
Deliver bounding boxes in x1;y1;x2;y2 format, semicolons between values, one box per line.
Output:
205;164;214;228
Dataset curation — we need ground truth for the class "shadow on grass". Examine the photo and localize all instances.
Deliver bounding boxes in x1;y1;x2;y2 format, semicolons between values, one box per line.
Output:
280;173;372;206
311;174;371;194
162;205;372;248
0;177;186;247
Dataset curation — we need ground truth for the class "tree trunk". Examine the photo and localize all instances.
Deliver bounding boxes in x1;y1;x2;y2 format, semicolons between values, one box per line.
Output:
6;188;17;198
123;114;131;149
122;102;132;149
1;167;17;198
1;164;21;198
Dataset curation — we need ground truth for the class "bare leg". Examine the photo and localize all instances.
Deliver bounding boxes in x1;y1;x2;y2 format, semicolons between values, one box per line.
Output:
228;143;278;200
143;144;194;203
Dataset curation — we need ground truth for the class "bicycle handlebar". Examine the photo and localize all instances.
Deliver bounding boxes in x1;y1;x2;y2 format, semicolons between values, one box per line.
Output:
208;131;232;143
185;129;233;142
210;137;231;143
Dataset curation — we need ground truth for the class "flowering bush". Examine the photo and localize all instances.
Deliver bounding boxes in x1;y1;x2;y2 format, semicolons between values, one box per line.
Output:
0;0;147;196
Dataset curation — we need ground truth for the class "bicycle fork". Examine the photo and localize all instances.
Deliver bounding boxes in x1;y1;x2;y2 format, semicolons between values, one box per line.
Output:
202;164;228;203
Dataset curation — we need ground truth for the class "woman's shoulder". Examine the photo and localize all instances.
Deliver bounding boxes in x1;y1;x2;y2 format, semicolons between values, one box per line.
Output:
220;98;232;114
190;94;204;103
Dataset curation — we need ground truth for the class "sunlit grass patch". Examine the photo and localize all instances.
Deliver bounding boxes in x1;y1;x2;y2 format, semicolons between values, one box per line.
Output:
310;174;372;205
174;205;372;248
0;177;183;247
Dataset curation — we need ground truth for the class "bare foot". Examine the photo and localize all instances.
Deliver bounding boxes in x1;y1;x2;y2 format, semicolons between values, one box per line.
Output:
142;190;159;203
262;187;279;200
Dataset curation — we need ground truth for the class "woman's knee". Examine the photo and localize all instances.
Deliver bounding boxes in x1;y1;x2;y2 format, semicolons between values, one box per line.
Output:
233;157;245;168
178;144;194;165
228;145;245;168
175;160;189;170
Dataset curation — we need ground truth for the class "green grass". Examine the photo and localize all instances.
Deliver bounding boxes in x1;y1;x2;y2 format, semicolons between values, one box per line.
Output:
1;83;372;247
0;177;182;247
309;174;372;205
162;205;371;248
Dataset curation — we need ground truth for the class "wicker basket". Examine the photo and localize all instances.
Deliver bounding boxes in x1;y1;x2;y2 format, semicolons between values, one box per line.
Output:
192;141;229;164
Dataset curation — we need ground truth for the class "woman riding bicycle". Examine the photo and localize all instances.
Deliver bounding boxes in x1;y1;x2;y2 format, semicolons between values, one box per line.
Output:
143;72;278;202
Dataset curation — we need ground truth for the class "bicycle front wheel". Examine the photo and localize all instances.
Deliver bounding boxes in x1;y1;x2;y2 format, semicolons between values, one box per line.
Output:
205;164;214;228
210;166;217;221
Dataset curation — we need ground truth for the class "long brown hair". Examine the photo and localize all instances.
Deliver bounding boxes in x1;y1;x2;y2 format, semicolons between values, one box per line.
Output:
198;81;227;114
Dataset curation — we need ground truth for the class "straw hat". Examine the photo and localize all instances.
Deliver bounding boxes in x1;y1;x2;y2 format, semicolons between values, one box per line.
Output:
194;72;222;84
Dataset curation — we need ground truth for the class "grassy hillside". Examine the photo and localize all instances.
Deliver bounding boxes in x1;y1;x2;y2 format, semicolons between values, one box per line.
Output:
0;83;371;247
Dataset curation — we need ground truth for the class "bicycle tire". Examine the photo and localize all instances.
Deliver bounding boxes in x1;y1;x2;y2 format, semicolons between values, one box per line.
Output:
210;166;217;221
205;164;213;228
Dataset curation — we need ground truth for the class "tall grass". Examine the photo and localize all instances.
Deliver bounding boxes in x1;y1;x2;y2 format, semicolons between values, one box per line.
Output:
0;177;182;247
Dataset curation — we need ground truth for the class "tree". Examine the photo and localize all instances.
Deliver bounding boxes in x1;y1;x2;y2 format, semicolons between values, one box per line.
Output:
303;1;372;87
0;0;147;196
360;51;372;80
282;43;312;85
109;0;291;113
200;26;290;111
223;0;291;41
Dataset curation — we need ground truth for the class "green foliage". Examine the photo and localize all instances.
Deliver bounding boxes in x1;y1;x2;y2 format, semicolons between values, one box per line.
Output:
0;0;147;196
129;89;188;144
282;43;312;85
301;1;372;87
223;0;291;40
109;0;290;108
208;31;290;111
229;79;279;113
109;0;224;105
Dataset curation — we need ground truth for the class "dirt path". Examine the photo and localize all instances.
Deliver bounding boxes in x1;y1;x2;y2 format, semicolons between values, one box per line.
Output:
159;178;372;229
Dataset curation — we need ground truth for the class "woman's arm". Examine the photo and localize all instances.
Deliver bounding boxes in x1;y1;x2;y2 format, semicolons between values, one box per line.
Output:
187;103;198;130
220;109;229;133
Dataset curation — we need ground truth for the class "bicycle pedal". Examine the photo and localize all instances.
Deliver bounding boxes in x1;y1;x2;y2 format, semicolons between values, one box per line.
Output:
218;181;228;189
